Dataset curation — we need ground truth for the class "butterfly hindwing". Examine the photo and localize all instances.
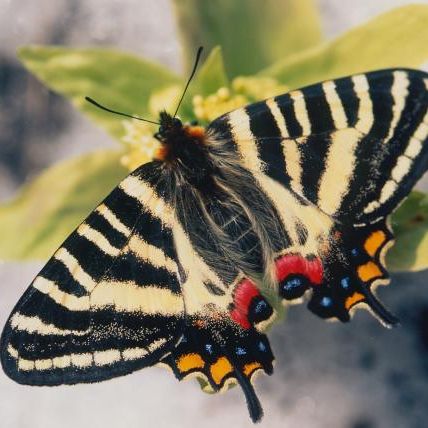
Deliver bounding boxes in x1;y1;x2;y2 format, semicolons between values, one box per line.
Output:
307;220;397;325
1;163;185;384
162;315;274;423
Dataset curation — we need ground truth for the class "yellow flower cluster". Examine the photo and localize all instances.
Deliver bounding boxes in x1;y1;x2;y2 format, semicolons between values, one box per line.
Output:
232;76;288;100
192;87;248;122
120;76;288;171
120;119;159;171
192;76;288;123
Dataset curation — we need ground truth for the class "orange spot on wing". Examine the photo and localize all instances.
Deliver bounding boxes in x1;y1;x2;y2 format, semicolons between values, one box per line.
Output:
364;230;386;257
243;362;262;377
177;353;205;373
357;261;383;282
345;292;365;310
210;356;233;385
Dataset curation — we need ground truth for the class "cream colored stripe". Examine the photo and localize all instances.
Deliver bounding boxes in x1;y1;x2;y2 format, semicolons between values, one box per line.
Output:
96;203;131;236
403;110;427;159
9;340;164;371
120;176;173;226
172;223;228;311
127;235;177;274
10;313;88;336
91;281;184;315
33;275;183;315
228;108;262;172
53;355;72;369
33;276;89;311
18;357;35;371
413;110;428;142
405;137;423;158
364;110;428;214
71;353;92;368
122;347;148;361
352;74;374;134
35;359;53;370
147;337;167;352
94;349;121;366
7;345;18;359
385;71;409;142
363;200;380;214
379;180;397;204
318;128;362;215
391;156;412;182
77;223;121;257
226;110;302;246
54;247;97;292
322;81;348;129
282;139;303;195
266;98;289;138
289;90;311;135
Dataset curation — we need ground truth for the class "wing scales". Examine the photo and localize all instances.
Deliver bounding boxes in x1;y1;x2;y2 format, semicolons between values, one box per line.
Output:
208;68;428;323
1;163;185;385
210;68;428;225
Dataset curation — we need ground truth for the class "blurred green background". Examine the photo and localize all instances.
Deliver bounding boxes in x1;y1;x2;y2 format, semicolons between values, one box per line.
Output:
0;1;428;428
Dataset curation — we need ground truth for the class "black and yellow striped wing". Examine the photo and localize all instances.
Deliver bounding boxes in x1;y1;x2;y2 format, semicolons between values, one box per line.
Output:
208;68;428;323
1;163;186;385
1;160;277;422
210;68;428;222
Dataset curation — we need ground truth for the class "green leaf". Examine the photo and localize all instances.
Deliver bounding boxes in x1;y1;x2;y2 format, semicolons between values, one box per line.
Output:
388;191;428;272
0;150;128;260
192;46;229;96
262;5;428;89
18;46;181;140
173;0;322;77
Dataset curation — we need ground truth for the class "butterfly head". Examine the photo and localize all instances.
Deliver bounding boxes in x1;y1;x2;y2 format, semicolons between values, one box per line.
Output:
153;112;209;169
156;111;183;141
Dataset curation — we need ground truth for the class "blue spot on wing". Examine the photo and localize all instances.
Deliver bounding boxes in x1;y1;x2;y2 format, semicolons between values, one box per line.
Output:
283;277;302;290
341;277;350;289
320;296;332;307
236;347;247;356
254;300;267;313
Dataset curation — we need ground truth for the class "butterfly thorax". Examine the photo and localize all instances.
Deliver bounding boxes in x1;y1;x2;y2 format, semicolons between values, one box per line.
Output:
154;111;217;189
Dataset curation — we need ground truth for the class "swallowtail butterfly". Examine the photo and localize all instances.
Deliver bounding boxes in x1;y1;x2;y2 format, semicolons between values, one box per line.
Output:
1;47;428;422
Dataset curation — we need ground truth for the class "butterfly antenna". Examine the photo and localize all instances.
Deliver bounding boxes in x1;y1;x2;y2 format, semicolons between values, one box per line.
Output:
173;46;203;118
85;97;160;125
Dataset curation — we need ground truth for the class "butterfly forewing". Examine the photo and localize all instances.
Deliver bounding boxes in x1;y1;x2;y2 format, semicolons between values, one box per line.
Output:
1;163;186;384
211;69;428;221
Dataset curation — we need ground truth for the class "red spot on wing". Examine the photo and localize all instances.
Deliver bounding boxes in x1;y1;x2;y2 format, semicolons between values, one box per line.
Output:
275;254;323;285
229;279;260;329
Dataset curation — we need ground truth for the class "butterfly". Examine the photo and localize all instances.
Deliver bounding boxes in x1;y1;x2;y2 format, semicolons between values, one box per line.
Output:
1;45;428;422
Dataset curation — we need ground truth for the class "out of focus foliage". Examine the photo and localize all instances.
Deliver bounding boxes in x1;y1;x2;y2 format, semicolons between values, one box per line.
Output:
1;2;428;271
